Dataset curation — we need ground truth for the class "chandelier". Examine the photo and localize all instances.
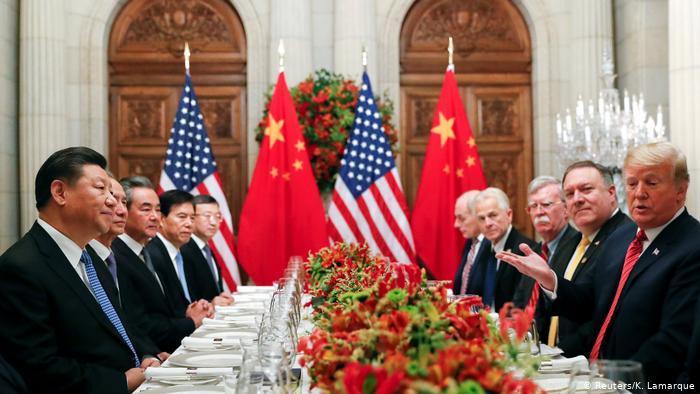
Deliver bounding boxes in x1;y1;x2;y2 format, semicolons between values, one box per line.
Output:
554;47;667;208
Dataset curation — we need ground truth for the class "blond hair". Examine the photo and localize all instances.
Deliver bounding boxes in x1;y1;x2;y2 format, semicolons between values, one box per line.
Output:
624;142;689;184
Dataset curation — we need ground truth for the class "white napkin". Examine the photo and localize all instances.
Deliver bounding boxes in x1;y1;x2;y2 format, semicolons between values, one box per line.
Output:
181;337;240;349
221;315;257;324
546;355;589;371
201;318;254;328
215;303;266;314
145;367;233;378
235;286;275;293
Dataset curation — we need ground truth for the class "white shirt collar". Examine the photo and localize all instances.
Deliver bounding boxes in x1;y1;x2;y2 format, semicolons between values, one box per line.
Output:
191;234;207;249
37;218;83;271
156;233;180;261
641;206;685;250
88;239;111;261
118;233;144;256
493;225;513;253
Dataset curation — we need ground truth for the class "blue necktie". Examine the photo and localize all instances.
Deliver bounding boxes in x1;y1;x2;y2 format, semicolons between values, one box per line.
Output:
483;249;497;308
175;252;191;302
81;250;140;367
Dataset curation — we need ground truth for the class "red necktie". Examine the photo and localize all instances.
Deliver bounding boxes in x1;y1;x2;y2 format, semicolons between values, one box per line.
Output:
527;243;549;313
590;230;647;360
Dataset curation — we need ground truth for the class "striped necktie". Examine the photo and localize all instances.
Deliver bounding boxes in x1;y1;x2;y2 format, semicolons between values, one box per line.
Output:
590;230;647;359
81;250;140;367
459;239;478;294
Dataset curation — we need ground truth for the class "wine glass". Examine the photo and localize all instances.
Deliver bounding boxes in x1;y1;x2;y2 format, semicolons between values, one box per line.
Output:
589;359;646;394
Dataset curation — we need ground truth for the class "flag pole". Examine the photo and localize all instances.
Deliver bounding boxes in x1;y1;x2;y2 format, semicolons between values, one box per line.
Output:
278;39;285;73
362;45;368;73
447;36;454;71
184;42;191;74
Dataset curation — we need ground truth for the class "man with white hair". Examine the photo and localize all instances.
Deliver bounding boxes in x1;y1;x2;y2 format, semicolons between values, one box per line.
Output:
466;187;536;311
452;190;488;295
513;176;578;308
499;142;700;385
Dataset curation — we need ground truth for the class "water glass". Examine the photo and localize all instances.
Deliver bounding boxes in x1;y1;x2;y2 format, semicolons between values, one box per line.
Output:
589;359;646;394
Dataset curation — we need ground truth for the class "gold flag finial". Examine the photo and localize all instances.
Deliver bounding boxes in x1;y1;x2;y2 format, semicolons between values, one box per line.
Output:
362;45;367;72
448;37;454;68
278;39;285;73
184;42;191;72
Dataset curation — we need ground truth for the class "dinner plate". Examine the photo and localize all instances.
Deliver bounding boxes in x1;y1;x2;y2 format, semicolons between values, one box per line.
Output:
168;351;243;368
154;376;221;386
191;329;259;340
141;385;224;393
533;374;569;392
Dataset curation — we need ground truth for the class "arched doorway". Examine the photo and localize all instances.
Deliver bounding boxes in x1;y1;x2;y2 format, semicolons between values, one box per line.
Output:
108;0;247;229
400;0;533;234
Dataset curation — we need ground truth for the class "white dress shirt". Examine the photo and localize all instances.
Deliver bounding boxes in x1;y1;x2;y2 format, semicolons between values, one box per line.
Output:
156;233;182;277
491;225;513;271
118;233;145;257
37;218;89;288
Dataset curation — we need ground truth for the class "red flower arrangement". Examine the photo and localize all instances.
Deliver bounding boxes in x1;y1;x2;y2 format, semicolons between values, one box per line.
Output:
299;242;545;394
256;69;399;194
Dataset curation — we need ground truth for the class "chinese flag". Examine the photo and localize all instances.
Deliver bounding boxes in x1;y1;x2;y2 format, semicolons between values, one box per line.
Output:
410;67;487;280
237;72;328;284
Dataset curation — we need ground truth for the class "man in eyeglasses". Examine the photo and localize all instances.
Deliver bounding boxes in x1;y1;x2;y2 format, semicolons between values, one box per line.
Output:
181;194;234;306
513;176;578;309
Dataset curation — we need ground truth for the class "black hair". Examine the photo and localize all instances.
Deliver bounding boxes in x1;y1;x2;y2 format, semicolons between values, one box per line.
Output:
159;189;194;217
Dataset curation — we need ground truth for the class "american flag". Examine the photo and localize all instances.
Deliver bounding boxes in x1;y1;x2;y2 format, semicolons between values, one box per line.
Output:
158;74;242;288
328;72;415;263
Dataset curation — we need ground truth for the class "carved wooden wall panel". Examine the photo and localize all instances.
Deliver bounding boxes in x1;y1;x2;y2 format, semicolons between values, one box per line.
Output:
400;0;533;237
109;0;247;243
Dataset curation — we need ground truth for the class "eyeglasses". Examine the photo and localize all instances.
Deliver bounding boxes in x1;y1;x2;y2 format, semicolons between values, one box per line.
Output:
526;201;563;212
196;213;223;223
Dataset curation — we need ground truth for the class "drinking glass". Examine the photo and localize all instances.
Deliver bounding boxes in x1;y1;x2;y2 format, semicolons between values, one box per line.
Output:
589;359;646;394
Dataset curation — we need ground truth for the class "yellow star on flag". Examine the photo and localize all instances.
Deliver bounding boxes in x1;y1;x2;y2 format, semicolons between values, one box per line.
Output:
264;115;285;148
282;172;291;181
270;167;279;178
431;112;456;147
467;137;476;148
443;164;450;174
292;160;303;171
466;156;476;167
456;168;464;178
294;140;305;151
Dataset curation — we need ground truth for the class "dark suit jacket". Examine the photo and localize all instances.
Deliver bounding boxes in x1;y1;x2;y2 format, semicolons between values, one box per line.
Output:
678;297;700;388
548;210;632;356
466;227;537;311
0;354;27;394
0;223;142;393
181;239;223;301
512;225;579;309
112;237;196;353
452;237;489;295
553;209;700;384
146;236;198;316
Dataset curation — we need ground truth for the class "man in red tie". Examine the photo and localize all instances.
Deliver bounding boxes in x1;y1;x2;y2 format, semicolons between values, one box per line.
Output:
452;190;486;295
498;142;700;385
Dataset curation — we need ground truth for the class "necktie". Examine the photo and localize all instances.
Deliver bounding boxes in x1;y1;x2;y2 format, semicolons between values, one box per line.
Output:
460;239;478;294
81;251;140;367
202;245;220;288
483;249;497;308
175;252;192;302
527;243;550;313
140;249;164;294
590;230;647;359
548;236;591;346
106;252;118;285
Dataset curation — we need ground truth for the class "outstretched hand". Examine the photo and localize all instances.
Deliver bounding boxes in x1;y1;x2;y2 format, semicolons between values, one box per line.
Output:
496;243;556;291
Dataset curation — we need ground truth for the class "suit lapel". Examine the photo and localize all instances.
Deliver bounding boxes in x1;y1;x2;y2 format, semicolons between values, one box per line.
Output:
30;224;124;342
151;237;188;302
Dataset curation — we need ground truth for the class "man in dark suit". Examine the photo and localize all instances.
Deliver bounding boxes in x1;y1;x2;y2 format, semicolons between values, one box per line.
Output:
114;176;211;352
181;194;234;305
499;142;700;385
467;187;537;311
543;161;632;355
452;190;486;295
146;190;213;318
513;176;578;310
0;354;26;394
0;147;148;393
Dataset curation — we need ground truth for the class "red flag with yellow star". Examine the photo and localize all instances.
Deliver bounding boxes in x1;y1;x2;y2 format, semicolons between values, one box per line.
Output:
237;72;328;284
410;67;487;280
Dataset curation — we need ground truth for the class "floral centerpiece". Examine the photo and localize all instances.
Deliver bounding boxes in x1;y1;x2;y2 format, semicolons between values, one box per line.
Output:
298;242;544;394
256;69;399;194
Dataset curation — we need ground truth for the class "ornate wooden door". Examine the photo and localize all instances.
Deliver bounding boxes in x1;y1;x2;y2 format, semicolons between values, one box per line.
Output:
400;0;534;235
109;0;247;230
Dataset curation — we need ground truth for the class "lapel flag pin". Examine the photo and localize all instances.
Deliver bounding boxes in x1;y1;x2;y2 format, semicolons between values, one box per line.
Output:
652;248;660;256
